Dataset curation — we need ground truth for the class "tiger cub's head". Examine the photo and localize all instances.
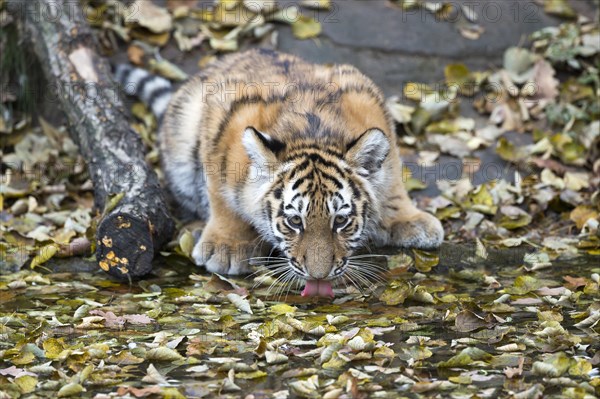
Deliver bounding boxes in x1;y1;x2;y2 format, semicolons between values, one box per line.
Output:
242;127;390;297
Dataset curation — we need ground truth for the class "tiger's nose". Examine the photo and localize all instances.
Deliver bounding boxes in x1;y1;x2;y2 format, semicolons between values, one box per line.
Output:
303;252;334;279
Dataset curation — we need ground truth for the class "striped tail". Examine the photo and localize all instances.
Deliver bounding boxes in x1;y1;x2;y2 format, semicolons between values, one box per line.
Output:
114;64;172;120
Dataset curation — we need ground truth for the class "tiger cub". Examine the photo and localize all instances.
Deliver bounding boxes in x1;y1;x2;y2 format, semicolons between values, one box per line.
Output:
116;49;443;297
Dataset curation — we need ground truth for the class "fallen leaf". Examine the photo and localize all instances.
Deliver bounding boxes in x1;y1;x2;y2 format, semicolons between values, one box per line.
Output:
227;293;253;314
544;0;577;18
57;382;84;397
563;275;587;289
570;205;598;229
455;310;489;332
145;347;184;361
127;45;145;65
30;244;59;269
128;0;173;33
142;364;168;384
292;15;321;39
504;357;524;378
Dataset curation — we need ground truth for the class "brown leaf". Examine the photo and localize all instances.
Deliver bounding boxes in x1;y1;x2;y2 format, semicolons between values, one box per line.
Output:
563;276;588;289
203;274;237;293
89;310;154;328
203;274;248;296
89;309;124;328
511;297;543;305
455;310;490;332
116;386;161;398
127;45;145;66
530;157;567;175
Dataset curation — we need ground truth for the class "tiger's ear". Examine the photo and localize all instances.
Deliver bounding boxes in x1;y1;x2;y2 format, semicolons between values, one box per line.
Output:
346;128;390;175
242;127;286;165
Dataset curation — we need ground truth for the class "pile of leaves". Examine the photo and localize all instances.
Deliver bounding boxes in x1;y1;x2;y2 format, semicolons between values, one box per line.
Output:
86;0;326;78
388;16;600;260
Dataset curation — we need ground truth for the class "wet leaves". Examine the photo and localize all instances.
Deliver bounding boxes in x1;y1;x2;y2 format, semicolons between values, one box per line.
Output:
412;248;440;272
8;257;591;398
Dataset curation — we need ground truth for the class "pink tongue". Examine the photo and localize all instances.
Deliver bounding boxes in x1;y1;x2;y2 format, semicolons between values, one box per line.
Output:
301;280;334;298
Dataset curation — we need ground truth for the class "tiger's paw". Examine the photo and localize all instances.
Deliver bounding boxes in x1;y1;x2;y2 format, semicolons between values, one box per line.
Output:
388;212;444;250
191;233;255;275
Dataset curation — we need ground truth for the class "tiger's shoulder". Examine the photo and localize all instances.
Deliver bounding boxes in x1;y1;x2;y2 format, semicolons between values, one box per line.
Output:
192;49;394;149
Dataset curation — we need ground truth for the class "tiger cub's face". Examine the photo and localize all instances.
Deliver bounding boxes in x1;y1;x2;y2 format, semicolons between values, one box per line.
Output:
243;127;390;292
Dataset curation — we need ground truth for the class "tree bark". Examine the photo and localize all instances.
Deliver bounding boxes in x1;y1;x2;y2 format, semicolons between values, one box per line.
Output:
9;0;175;278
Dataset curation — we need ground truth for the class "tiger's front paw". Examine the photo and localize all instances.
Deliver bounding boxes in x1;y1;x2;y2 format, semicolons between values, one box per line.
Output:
191;233;255;275
389;212;444;250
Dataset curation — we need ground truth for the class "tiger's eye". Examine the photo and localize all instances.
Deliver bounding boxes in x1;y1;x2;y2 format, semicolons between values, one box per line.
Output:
334;215;348;227
288;216;303;228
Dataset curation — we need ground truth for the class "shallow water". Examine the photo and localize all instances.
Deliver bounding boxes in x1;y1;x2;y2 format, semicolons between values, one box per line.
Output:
1;245;598;398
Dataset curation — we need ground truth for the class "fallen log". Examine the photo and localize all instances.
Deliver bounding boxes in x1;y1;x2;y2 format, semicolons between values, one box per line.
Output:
9;0;175;278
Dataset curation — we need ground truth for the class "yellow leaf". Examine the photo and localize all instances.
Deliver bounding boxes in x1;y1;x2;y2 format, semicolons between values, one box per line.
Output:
145;347;184;361
444;63;471;86
413;249;439;272
532;352;572;377
15;375;37;394
43;338;68;360
379;280;412;305
161;387;188;399
570;206;598;229
469;184;497;215
235;370;267;379
403;82;433;102
269;303;297;315
292;15;321;39
505;275;540;295
300;0;331;10
569;358;592;376
178;230;195;257
30;244;59;269
57;382;84;397
149;59;189;81
496;137;526;162
544;0;576;18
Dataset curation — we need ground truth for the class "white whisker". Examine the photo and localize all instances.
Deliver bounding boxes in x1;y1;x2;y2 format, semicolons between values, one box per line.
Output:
343;270;364;293
347;261;389;272
347;262;388;283
246;262;289;280
349;254;389;260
